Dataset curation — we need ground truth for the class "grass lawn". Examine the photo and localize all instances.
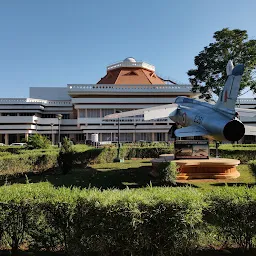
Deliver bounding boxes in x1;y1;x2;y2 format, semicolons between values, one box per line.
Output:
1;159;255;190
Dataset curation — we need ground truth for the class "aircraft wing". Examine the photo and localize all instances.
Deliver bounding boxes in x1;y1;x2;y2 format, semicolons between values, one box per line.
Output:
103;104;178;120
235;108;256;117
175;125;209;137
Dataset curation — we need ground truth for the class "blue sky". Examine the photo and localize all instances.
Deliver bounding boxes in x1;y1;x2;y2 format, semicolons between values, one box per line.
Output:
0;0;255;98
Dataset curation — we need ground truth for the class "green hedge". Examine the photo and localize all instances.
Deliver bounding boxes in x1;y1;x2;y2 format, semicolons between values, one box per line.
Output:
0;184;203;255
210;148;256;163
248;160;256;176
1;144;256;179
76;146;173;164
1;185;256;254
0;152;58;177
204;187;256;250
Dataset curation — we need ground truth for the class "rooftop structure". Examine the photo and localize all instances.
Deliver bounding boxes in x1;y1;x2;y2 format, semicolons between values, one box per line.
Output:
97;57;166;85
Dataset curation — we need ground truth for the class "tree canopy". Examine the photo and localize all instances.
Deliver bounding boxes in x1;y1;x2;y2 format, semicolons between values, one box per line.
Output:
188;28;256;100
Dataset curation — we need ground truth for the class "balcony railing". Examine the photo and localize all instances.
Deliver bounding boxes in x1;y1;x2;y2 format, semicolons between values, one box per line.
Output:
68;84;192;94
107;61;155;72
78;117;170;124
0;98;72;106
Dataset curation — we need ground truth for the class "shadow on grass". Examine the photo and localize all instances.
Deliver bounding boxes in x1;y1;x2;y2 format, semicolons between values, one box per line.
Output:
0;165;198;189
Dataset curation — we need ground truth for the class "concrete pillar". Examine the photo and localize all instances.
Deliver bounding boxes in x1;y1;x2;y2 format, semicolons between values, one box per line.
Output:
165;132;168;142
4;134;9;145
99;133;102;142
25;133;29;142
152;132;154;142
133;132;135;142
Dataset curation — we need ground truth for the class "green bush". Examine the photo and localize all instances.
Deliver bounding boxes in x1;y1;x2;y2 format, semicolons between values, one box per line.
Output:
68;146;173;165
2;185;256;253
248;160;256;177
0;152;58;178
204;187;256;250
157;161;178;184
26;134;51;150
72;148;102;166
0;184;203;255
210;148;256;163
0;146;24;154
58;137;74;174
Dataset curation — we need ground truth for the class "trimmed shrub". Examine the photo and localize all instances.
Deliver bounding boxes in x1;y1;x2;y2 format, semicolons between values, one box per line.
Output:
69;146;173;165
125;146;172;160
58;137;74;174
3;185;256;254
157;161;178;184
0;146;23;154
0;152;58;178
0;184;203;255
210;148;256;163
248;160;256;177
204;187;256;250
72;148;102;166
72;187;203;256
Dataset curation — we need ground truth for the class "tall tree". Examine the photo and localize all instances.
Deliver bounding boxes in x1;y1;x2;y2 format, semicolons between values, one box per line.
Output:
188;28;256;100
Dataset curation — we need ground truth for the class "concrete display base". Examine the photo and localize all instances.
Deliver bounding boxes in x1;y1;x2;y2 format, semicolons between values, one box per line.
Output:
151;154;240;180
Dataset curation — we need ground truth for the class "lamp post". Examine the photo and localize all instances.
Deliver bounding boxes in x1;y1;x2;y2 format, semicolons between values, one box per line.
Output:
50;123;54;145
56;114;62;147
134;124;137;143
114;111;124;162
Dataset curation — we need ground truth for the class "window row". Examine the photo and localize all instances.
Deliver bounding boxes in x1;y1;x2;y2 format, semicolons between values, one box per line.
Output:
79;109;141;118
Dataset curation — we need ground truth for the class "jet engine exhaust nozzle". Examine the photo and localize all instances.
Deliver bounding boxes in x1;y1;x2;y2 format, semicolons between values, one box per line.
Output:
223;120;245;142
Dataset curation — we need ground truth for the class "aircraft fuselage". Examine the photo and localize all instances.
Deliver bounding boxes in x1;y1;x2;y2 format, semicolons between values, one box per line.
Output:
170;97;245;141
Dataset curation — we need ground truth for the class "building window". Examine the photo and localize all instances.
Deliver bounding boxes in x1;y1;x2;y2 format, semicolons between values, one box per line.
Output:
136;133;152;142
87;109;100;118
42;114;56;118
76;134;85;142
154;133;166;142
102;133;112;141
120;133;133;142
102;109;114;117
79;110;85;118
41;114;70;119
243;135;256;144
2;113;17;116
19;113;35;116
62;114;70;119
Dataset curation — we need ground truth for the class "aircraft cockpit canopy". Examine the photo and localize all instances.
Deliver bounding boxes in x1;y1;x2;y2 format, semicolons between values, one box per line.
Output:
175;96;194;104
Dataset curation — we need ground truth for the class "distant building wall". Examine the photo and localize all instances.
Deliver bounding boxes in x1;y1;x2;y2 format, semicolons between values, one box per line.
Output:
29;87;71;100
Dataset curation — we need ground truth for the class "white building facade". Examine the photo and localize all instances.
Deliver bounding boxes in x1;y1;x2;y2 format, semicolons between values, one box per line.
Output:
0;58;255;144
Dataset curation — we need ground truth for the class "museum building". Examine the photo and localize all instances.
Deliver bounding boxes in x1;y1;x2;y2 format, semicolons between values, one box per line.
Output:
0;57;255;144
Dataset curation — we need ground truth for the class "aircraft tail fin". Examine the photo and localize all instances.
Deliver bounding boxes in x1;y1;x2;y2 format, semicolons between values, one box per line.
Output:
215;61;244;111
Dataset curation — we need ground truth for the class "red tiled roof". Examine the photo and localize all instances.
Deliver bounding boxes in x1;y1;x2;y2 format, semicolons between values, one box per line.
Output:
97;67;165;85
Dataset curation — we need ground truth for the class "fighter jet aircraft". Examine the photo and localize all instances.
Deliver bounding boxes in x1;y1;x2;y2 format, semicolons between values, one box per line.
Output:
103;61;256;142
